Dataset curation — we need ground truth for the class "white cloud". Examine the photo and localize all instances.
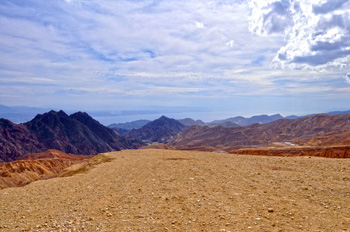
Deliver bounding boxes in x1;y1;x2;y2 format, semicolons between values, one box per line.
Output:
195;21;204;29
248;0;350;71
226;40;235;47
345;73;350;84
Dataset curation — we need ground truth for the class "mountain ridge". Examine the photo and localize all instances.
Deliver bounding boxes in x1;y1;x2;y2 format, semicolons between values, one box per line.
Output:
168;113;350;151
0;110;142;162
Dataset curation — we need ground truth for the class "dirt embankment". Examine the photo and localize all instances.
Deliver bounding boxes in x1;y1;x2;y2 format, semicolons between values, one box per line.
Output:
230;146;350;158
0;149;349;231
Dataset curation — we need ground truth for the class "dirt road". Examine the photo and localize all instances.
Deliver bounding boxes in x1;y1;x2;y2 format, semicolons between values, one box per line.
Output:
0;149;349;231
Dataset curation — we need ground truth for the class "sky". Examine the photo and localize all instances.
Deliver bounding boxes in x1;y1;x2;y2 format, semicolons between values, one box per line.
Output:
1;0;350;122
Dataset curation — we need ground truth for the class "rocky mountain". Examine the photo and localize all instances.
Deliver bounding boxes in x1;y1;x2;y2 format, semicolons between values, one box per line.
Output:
177;118;206;127
108;119;151;131
169;114;350;151
0;110;142;162
24;110;142;156
209;114;283;127
0;118;45;162
126;116;188;143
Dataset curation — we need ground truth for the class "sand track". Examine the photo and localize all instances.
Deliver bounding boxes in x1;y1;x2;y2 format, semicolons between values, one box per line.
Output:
0;149;349;231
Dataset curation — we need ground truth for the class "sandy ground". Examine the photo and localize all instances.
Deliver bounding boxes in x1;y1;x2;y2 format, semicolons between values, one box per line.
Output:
0;149;349;231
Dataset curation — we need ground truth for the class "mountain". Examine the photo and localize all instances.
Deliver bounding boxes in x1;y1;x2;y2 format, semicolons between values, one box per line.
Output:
208;114;283;127
0;118;45;162
177;118;206;127
108;119;151;131
24;110;142;156
0;110;142;162
70;112;141;150
169;114;350;151
126;116;188;143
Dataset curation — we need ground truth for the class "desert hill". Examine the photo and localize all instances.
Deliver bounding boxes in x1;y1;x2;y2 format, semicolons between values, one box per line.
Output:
0;149;90;189
0;149;348;231
169;114;350;151
126;115;188;143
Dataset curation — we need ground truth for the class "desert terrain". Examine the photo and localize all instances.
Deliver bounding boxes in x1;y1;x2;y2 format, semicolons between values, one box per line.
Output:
0;149;349;231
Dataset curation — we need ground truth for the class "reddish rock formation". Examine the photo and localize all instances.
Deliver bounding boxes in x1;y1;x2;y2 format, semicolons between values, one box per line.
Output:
229;146;350;158
0;149;90;189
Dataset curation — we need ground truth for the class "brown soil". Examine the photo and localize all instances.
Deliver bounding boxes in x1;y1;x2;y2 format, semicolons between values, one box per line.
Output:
0;149;349;231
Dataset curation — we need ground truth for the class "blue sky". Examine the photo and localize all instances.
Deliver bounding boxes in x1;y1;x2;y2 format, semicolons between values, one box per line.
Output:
1;0;350;122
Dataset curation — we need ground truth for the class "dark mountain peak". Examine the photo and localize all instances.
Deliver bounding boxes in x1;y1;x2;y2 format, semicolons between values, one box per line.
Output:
70;111;94;122
158;115;170;121
126;115;188;143
29;110;68;123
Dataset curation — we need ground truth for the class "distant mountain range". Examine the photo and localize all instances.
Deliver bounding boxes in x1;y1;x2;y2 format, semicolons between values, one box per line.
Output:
208;114;283;127
2;106;350;162
168;114;350;151
0;110;142;162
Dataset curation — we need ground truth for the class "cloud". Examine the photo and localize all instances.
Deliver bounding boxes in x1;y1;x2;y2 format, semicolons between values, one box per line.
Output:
345;73;350;84
195;21;204;29
248;0;350;71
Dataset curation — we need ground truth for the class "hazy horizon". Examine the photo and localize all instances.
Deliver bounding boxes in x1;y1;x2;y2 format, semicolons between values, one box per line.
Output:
1;0;350;119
